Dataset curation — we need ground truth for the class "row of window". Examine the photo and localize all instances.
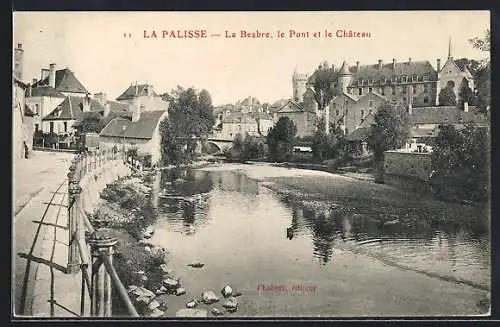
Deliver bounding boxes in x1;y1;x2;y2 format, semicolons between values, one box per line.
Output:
355;74;430;86
335;108;373;117
48;121;68;133
350;83;431;96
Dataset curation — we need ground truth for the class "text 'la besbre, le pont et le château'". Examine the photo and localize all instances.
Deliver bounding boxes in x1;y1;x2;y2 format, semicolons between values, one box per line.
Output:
143;29;372;39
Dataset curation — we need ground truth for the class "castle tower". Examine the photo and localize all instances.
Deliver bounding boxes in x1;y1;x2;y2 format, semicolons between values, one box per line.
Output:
14;43;24;80
292;68;308;103
338;61;352;93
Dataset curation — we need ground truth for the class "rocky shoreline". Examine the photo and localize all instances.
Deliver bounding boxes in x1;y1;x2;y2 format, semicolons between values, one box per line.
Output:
93;164;243;317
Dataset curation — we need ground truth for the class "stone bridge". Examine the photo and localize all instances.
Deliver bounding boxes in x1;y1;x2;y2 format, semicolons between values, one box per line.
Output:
205;138;233;154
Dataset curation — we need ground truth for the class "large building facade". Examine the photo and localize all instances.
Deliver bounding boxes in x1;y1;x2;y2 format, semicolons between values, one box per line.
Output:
291;44;475;136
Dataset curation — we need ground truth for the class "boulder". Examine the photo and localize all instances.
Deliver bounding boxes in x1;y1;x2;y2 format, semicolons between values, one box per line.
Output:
222;298;238;312
159;264;171;274
201;291;220;304
147;308;165;318
186;300;198;308
163;278;180;289
127;285;138;293
211;307;224;316
140;287;156;298
221;285;233;298
176;309;208;318
383;219;400;226
232;291;243;297
148;300;161;311
176;287;186;296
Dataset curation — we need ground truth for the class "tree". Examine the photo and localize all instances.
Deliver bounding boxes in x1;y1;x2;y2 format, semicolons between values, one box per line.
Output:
438;86;457;106
312;117;345;161
468;30;491;113
79;112;106;133
458;84;473;107
468;29;490;52
267;116;297;162
311;64;337;134
367;103;410;163
160;87;216;165
431;123;489;202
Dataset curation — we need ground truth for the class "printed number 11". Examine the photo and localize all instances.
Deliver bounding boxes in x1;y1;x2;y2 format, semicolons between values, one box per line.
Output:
124;33;132;38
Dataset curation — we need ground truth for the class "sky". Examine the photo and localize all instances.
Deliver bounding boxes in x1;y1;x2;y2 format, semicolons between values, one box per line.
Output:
13;11;490;106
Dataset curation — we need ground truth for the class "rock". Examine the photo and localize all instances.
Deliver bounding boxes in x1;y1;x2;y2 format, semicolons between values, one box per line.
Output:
163;278;180;289
148;300;161;311
176;309;208;318
135;270;145;275
201;290;220;304
222;298;238;312
186;300;198;308
232;291;243;297
211;307;224;316
187;260;205;268
159;264;171;274
176;287;186;296
140;287;156;298
140;275;148;282
145;246;152;252
127;285;138;293
147;308;165;318
136;295;151;305
221;285;233;298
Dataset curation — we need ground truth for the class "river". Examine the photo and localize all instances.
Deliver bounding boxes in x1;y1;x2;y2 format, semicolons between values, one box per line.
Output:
148;164;490;317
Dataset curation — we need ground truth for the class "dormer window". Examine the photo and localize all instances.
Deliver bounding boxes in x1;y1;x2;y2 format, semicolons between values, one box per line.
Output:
392;76;397;83
412;74;417;82
423;74;429;81
401;75;407;83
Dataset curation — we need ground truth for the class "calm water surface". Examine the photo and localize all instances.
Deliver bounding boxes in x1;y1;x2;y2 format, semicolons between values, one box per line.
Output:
148;166;490;316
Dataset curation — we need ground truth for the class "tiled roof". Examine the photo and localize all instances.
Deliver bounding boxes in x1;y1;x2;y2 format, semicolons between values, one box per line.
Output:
307;67;338;84
349;61;437;84
29;85;66;98
24;104;36;117
346;127;372;141
72;111;103;127
100;110;166;139
277;99;317;114
410;106;488;125
339;61;351;75
34;69;89;94
116;84;159;101
42;96;104;121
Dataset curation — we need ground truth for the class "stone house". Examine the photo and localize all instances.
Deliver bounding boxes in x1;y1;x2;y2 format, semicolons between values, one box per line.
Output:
275;100;316;138
99;106;168;165
213;112;274;140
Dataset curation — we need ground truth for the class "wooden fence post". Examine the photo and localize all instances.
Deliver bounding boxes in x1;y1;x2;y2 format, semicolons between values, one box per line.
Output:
88;228;117;317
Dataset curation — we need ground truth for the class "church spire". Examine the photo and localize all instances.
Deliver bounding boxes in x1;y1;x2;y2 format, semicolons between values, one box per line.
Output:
448;37;452;60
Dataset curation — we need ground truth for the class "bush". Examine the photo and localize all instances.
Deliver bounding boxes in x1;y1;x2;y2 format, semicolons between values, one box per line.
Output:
311;119;345;162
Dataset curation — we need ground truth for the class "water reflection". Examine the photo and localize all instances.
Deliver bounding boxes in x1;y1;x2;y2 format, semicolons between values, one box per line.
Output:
152;166;489;290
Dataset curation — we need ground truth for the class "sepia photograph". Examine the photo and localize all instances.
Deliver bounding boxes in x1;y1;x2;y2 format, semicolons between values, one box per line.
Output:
12;10;491;319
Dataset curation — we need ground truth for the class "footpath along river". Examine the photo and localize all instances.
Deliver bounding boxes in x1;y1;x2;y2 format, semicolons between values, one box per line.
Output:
147;163;490;317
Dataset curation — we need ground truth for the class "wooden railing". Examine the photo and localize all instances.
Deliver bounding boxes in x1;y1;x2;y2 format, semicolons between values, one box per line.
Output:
67;148;139;317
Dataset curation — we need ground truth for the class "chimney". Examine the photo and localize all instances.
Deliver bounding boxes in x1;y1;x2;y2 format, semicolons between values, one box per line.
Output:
14;43;24;79
408;58;412;64
32;78;37;85
49;63;56;88
378;59;383;70
41;68;50;81
464;101;469;113
356;61;360;72
82;93;91;112
437;59;441;72
27;83;32;97
103;103;110;118
132;102;143;122
134;82;138;96
392;58;396;70
146;85;153;97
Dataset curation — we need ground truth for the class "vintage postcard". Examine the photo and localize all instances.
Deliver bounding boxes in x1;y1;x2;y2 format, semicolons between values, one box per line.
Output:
12;11;491;319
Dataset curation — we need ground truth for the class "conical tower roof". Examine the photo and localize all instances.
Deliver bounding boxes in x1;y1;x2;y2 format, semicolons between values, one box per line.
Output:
339;61;351;75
